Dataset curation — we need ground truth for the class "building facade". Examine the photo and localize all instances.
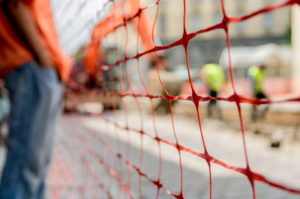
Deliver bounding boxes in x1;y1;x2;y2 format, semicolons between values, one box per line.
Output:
145;0;291;71
153;0;290;41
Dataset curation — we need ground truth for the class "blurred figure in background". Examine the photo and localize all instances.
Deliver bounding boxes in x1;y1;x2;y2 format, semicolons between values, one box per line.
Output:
0;0;71;198
0;80;10;145
148;54;183;113
247;64;269;122
199;62;225;118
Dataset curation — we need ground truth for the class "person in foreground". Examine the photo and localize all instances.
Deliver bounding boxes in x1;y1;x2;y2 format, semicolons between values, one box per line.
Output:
0;0;71;198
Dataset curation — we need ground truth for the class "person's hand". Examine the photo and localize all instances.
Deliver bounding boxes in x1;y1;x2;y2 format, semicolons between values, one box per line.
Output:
36;49;53;68
0;79;5;94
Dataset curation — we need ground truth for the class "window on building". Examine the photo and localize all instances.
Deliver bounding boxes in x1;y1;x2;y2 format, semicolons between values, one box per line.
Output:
191;0;201;4
214;12;223;25
264;13;274;31
214;12;223;34
192;13;202;32
159;0;169;4
236;11;246;32
159;13;167;34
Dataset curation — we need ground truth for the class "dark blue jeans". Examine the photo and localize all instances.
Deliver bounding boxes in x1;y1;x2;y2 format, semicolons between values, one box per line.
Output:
0;62;63;199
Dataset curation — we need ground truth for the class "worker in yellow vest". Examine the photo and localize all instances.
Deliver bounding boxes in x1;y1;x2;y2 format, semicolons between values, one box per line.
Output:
248;65;267;99
200;63;226;118
248;64;268;122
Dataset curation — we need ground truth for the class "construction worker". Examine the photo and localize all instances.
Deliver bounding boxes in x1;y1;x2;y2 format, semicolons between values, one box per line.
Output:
148;55;183;113
248;64;267;99
248;64;268;122
200;63;226;118
0;0;71;198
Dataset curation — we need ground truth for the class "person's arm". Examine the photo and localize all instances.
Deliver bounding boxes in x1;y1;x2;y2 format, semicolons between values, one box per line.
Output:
6;0;53;67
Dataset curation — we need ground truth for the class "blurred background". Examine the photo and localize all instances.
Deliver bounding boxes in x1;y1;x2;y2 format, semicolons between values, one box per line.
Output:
1;0;300;198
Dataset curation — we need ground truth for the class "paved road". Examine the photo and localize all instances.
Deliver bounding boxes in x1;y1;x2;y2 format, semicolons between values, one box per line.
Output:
1;111;300;199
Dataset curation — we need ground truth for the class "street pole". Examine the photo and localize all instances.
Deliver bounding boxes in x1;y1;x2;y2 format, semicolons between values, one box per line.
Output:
292;5;300;94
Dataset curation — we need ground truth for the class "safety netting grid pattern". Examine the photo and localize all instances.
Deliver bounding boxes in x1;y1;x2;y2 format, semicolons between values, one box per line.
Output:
48;0;300;199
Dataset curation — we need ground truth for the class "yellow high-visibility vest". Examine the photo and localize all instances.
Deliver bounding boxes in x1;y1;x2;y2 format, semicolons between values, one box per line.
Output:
203;63;225;92
248;66;265;94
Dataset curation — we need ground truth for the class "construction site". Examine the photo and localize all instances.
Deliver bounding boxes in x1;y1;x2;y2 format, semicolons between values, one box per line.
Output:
1;0;300;198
